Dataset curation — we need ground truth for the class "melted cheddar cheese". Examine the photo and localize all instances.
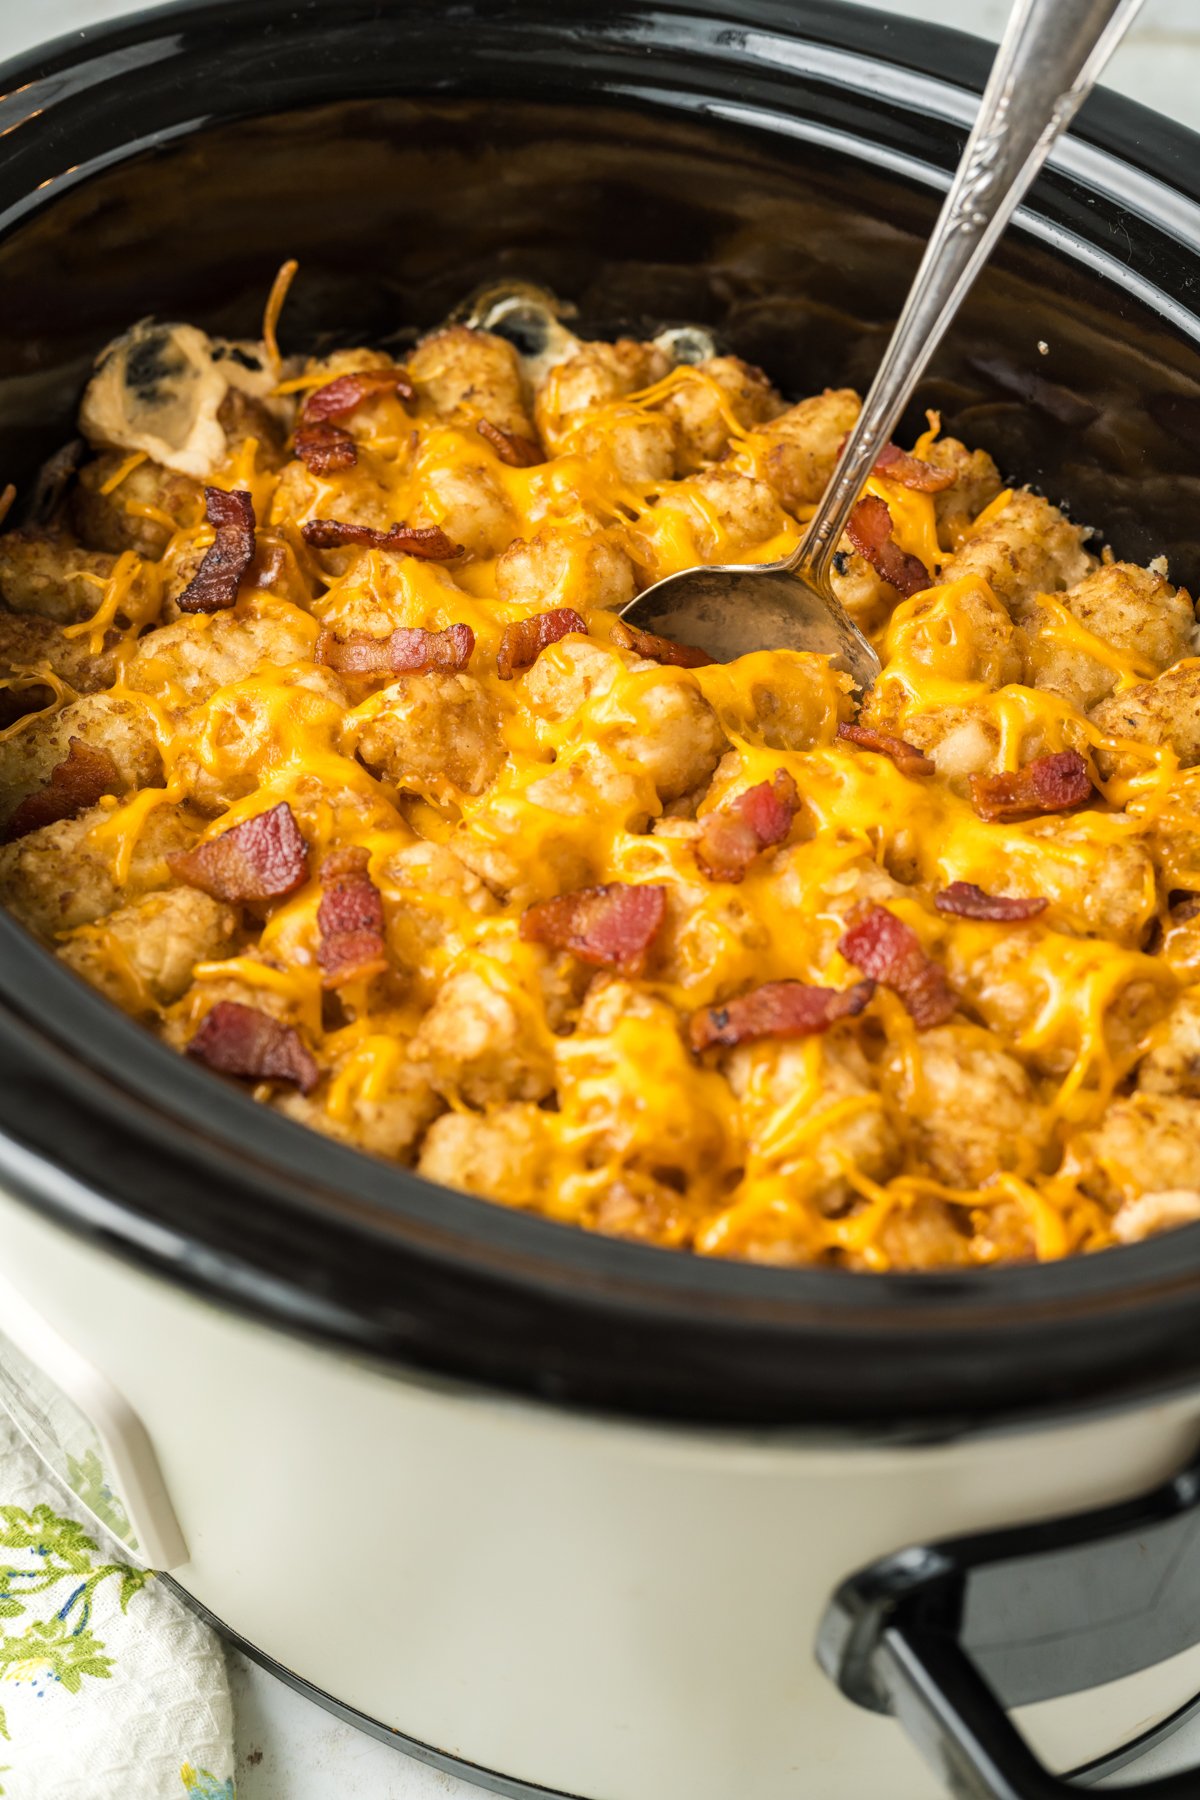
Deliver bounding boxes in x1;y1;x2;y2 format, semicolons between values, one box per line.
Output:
2;308;1199;1271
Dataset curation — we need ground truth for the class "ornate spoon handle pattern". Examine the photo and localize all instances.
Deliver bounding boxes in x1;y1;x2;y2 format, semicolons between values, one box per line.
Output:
797;0;1147;593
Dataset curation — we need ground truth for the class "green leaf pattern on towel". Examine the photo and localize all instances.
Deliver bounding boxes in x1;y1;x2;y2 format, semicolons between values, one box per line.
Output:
65;1450;136;1550
0;1491;233;1795
0;1499;152;1792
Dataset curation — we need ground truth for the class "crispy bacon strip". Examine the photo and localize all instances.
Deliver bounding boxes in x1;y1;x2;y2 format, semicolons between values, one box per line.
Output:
293;420;358;475
4;738;121;842
839;904;956;1029
497;607;588;680
836;436;957;494
872;441;956;492
315;623;474;677
301;518;463;561
846;494;930;599
187;999;319;1093
520;881;666;976
169;801;309;904
476;418;542;467
695;770;800;883
177;487;257;614
837;722;934;777
301;368;414;424
317;846;388;987
610;618;713;669
934;881;1048;922
969;750;1094;823
690;978;875;1052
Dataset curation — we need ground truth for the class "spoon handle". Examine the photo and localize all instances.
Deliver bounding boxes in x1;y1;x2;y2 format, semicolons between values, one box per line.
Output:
797;0;1145;590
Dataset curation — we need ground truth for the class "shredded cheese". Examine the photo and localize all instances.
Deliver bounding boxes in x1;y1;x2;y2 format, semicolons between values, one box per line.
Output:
8;311;1197;1271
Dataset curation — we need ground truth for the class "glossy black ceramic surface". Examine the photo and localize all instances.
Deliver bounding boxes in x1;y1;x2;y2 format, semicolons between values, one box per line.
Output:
2;0;1200;1430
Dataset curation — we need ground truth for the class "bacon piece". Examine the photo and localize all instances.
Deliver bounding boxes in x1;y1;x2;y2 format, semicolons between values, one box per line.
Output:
836;436;957;494
610;619;713;669
846;494;930;599
935;881;1048;922
300;518;463;561
177;487;257;614
690;978;875;1052
293;420;358;475
520;881;666;976
837;722;934;777
301;368;414;425
317;846;388;987
695;770;800;882
497;607;588;680
969;750;1094;823
872;441;956;492
476;418;542;467
187;999;319;1093
839;904;956;1029
3;738;121;842
244;538;297;595
168;801;309;904
315;622;474;678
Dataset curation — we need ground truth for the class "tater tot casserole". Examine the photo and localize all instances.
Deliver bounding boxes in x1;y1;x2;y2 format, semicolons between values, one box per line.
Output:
1;277;1198;1271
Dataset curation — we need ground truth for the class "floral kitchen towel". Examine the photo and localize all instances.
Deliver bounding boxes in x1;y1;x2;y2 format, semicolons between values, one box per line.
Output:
0;1411;234;1799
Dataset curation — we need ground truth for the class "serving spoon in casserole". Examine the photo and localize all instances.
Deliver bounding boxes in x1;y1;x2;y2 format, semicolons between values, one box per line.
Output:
617;0;1144;688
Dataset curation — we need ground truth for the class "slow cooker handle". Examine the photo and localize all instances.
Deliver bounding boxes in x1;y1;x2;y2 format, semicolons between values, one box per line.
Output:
816;1452;1200;1798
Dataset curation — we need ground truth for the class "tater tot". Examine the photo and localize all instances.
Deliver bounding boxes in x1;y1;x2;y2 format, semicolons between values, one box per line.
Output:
2;293;1195;1271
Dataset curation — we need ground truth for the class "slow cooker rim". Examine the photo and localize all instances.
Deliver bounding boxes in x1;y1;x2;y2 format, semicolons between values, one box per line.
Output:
2;0;1200;1432
7;0;1199;201
9;959;1200;1441
5;904;1200;1318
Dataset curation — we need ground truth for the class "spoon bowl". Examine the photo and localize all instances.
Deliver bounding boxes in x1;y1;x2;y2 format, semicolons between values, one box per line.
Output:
618;560;881;687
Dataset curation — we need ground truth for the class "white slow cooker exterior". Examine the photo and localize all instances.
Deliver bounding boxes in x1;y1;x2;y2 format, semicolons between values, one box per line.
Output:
2;1188;1199;1800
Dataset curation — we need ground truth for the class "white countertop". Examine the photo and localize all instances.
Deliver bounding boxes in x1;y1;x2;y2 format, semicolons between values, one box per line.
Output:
8;0;1200;1794
225;1637;1200;1797
224;1640;1200;1799
229;1651;476;1800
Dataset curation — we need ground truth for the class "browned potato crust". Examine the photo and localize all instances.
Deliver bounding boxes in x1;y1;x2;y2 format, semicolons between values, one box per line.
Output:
937;488;1093;620
0;291;1194;1270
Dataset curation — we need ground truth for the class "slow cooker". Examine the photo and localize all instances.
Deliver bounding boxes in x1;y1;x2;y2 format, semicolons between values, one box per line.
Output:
4;3;1200;1796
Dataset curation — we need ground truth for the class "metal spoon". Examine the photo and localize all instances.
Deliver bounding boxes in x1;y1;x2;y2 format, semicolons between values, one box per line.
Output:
619;0;1145;687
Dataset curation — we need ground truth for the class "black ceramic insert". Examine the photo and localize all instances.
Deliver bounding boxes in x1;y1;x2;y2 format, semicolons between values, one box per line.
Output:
1;0;1200;1430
